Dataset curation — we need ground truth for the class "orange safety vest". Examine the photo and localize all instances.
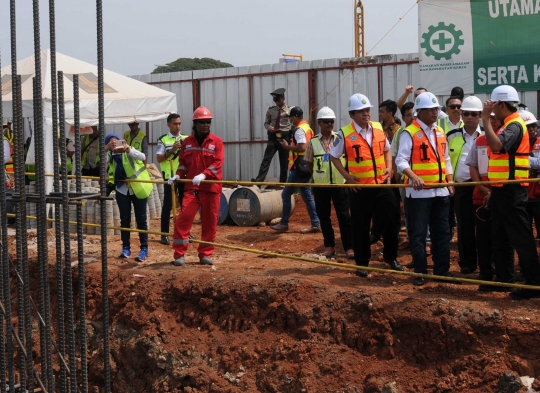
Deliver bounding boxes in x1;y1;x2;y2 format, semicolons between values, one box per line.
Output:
472;135;489;205
3;136;13;173
288;120;314;169
342;121;386;184
404;120;448;186
487;113;529;187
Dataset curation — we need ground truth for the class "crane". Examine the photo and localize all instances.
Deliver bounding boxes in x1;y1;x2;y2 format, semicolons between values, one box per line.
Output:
354;1;365;58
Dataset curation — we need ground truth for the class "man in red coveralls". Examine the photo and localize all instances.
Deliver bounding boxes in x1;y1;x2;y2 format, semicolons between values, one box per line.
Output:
168;106;224;266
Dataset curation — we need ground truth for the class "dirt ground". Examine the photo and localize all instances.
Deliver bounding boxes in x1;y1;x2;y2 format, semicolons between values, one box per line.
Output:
12;196;540;392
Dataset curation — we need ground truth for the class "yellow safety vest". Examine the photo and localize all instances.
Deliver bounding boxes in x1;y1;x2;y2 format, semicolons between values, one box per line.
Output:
108;151;153;199
310;134;345;184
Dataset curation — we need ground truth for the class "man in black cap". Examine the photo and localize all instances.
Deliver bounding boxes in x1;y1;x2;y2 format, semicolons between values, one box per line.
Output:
252;88;291;183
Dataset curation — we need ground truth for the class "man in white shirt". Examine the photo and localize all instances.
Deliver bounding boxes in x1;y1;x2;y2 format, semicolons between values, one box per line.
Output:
395;92;455;286
446;96;484;275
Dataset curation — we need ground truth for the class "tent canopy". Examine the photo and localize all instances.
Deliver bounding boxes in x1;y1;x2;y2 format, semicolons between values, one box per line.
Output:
1;49;177;125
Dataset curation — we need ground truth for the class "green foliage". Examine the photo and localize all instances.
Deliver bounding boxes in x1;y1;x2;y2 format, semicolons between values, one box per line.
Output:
151;57;233;74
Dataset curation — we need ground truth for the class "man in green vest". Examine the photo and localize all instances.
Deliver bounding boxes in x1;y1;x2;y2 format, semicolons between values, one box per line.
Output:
304;107;354;259
81;126;100;177
156;113;188;245
105;133;153;262
124;121;148;165
438;96;464;134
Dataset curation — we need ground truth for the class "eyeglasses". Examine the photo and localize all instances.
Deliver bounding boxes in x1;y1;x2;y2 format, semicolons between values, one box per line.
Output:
447;105;461;110
321;120;334;124
463;111;479;117
197;120;212;125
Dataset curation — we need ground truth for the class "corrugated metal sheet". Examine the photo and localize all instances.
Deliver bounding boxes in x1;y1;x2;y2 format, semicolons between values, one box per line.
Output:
120;53;538;181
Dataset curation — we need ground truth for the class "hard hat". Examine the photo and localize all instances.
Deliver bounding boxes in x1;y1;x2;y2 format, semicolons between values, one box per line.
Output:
348;93;372;111
193;106;213;121
461;96;483;112
289;106;303;117
413;92;441;110
519;110;538;125
491;85;519;102
316;106;336;119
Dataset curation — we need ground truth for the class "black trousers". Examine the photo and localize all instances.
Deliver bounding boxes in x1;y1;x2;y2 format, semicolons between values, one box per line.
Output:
254;139;289;183
349;188;398;266
312;187;353;251
116;191;148;250
473;204;494;279
161;182;184;233
371;183;401;241
490;185;540;285
454;184;477;270
82;167;100;177
526;199;540;237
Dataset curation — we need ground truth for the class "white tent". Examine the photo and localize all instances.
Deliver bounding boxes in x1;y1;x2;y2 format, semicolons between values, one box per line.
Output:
1;50;177;192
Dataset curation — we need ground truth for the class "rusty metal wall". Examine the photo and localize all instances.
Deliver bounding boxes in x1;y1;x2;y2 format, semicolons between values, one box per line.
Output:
125;53;538;182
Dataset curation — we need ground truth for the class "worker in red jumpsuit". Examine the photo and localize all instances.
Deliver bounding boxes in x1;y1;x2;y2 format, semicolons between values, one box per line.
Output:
168;106;224;266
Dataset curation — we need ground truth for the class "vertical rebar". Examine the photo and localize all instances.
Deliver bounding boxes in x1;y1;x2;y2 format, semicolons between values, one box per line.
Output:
96;1;111;391
32;0;55;387
58;71;78;393
73;75;89;393
48;0;67;390
0;48;7;393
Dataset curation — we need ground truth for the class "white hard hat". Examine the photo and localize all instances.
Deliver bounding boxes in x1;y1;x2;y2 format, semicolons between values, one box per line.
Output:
348;93;373;111
316;106;336;119
413;92;441;111
519;110;538;125
461;96;483;112
491;85;519;102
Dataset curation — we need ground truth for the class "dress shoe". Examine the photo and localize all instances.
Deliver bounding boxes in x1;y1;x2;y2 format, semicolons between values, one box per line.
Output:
413;277;425;286
433;272;462;284
510;289;540;300
160;236;170;245
398;241;411;251
301;226;321;234
345;249;355;259
460;267;477;275
323;247;335;258
386;260;404;271
514;272;525;282
369;235;380;245
270;223;289;232
478;284;514;292
425;244;432;256
355;269;368;277
405;261;415;269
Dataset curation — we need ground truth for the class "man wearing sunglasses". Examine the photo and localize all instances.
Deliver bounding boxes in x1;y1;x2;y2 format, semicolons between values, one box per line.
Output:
303;107;354;259
482;85;540;299
447;96;484;276
169;106;224;267
330;94;403;277
252;88;291;184
438;96;464;134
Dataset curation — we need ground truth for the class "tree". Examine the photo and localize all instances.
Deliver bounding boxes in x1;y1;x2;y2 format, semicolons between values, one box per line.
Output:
151;57;233;74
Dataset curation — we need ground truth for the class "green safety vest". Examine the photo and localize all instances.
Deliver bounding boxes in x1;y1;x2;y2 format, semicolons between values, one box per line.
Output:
158;133;188;179
447;127;482;181
437;116;464;135
310;134;346;184
124;129;146;152
108;151;153;199
81;134;100;167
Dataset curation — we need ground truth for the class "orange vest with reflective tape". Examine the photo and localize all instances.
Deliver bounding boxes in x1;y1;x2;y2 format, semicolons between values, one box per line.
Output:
288;121;314;169
3;136;13;173
342;122;386;184
404;120;447;185
487;113;529;187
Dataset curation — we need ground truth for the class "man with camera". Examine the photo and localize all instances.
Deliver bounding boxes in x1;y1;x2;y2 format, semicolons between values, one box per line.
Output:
270;106;320;233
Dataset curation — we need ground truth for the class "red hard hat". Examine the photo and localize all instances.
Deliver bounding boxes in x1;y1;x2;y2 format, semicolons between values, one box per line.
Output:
192;106;213;120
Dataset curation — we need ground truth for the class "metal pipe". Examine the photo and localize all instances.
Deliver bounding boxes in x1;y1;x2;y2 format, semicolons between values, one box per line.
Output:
58;71;78;392
73;74;89;393
95;0;111;391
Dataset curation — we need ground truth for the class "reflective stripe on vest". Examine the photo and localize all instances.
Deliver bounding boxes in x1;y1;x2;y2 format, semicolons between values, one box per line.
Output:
3;136;13;173
487;113;529;187
158;133;188;179
311;135;345;184
342;122;386;184
288;121;314;169
108;151;153;199
473;135;489;205
405;120;447;185
437;117;464;134
125;129;146;152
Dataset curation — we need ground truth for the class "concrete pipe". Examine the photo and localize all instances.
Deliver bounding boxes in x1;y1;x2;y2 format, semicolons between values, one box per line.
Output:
229;187;295;226
218;188;235;225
